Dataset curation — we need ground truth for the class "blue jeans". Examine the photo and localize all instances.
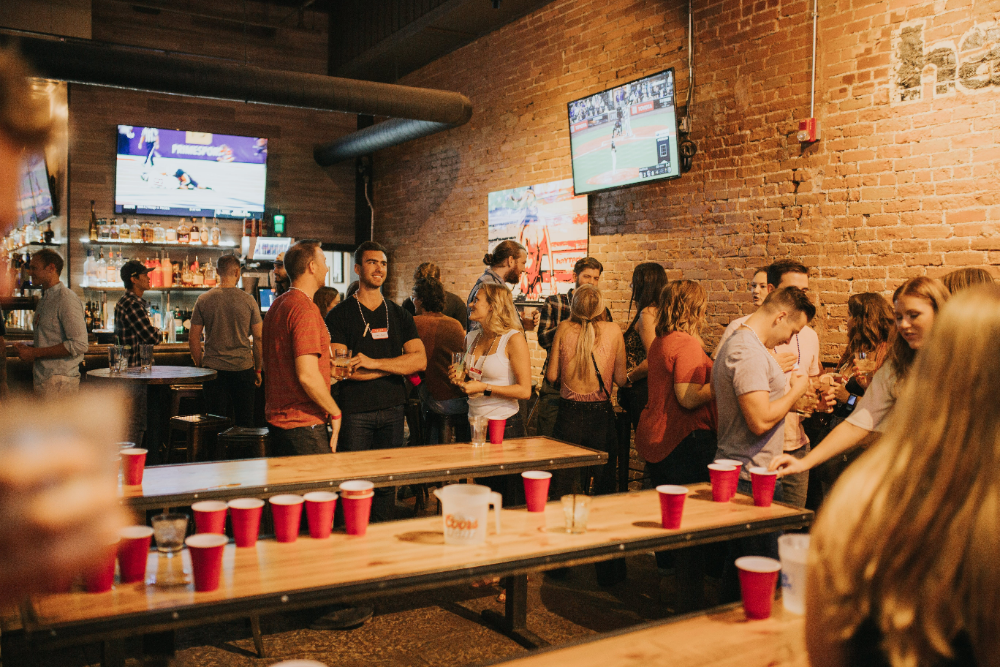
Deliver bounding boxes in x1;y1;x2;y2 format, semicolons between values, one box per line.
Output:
721;478;784;602
340;405;406;522
270;423;331;457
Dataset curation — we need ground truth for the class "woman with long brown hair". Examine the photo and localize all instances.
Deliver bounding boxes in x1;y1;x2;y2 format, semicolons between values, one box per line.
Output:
771;277;949;477
807;285;1000;666
618;262;668;429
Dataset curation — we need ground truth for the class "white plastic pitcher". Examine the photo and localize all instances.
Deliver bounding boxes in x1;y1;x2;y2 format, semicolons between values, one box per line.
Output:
433;484;501;546
778;534;810;614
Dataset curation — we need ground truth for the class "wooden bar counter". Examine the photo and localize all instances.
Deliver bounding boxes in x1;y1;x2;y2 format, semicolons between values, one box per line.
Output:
121;436;607;510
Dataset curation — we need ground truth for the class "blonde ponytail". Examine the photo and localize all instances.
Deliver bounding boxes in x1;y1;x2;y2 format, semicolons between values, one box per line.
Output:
567;284;604;385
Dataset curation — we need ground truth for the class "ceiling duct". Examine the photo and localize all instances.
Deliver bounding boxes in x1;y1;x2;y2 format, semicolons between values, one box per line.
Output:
2;32;472;165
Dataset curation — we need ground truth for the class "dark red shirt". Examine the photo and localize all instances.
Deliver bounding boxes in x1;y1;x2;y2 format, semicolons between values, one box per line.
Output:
635;331;717;464
263;288;331;429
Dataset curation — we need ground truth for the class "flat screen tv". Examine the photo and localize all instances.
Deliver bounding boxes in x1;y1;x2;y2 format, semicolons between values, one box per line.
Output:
115;126;267;219
17;152;54;226
567;69;680;195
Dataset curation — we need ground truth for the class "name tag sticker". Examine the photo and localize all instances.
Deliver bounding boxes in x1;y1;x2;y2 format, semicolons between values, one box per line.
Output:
371;328;389;340
468;367;483;380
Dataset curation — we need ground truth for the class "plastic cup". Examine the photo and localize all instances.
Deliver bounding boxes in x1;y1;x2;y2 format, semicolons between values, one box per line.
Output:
339;480;375;498
84;540;120;593
778;534;810;615
488;419;506;444
521;471;551;512
656;485;688;529
749;467;778;508
341;492;374;536
469;415;488;446
192;501;228;534
303;492;338;539
117;525;154;584
121;448;147;486
708;464;737;502
269;494;305;543
736;556;782;619
227;498;264;547
185;534;228;592
714;459;742;499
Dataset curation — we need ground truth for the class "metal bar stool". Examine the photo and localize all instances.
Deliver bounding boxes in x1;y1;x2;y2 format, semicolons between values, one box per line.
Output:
165;414;232;463
217;427;269;460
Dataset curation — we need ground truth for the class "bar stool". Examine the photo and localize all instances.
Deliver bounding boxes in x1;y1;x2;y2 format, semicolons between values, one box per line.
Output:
217;426;269;460
165;414;231;463
169;384;204;418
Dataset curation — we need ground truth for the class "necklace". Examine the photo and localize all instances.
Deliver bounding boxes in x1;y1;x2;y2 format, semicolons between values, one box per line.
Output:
354;292;387;339
739;322;768;351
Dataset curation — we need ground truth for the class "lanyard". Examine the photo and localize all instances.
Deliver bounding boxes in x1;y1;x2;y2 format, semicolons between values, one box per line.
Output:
354;292;387;339
740;324;801;368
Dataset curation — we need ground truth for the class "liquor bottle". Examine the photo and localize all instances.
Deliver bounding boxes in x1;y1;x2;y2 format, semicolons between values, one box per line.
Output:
109;219;120;241
82;250;93;287
199;218;209;244
210;218;221;245
153;220;166;243
130;218;141;241
181;255;192;286
141;222;154;243
95;248;106;287
172;257;182;286
43;221;54;244
118;218;131;242
148;255;162;289
190;219;201;245
89;201;99;242
165;223;177;243
105;249;118;286
177;218;190;244
99;218;111;241
191;256;204;286
203;258;217;287
160;252;173;288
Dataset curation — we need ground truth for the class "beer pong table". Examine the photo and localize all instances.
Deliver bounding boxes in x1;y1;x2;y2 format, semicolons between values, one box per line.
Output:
122;437;608;511
483;601;807;667
18;484;811;665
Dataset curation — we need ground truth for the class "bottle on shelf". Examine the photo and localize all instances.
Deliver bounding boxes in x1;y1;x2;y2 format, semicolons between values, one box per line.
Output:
95;248;107;287
177;218;190;244
43;220;54;244
148;255;162;288
181;254;192;286
89;201;98;242
210;217;221;245
190;219;201;245
203;258;217;287
98;218;110;241
191;256;204;286
153;220;166;243
105;248;118;286
118;218;131;242
199;217;210;244
141;222;153;244
82;250;93;287
172;256;182;286
130;218;141;241
109;219;120;241
165;221;177;243
160;251;173;288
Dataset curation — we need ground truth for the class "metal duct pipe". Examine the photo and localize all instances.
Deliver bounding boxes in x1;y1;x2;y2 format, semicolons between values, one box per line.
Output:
3;33;473;128
314;118;453;166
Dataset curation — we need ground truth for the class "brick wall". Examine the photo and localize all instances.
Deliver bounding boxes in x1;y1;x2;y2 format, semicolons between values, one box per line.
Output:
372;0;1000;376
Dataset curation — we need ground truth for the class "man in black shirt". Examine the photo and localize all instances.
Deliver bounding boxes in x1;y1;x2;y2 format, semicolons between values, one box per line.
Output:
326;241;426;521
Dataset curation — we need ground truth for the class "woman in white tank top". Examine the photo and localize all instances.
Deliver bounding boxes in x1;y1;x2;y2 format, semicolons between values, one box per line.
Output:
449;283;532;436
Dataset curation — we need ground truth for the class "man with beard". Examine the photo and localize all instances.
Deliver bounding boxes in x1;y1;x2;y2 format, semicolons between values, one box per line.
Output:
326;241;426;522
467;239;538;332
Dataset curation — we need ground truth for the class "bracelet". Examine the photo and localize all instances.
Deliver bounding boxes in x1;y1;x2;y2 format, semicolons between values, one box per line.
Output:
330;413;342;421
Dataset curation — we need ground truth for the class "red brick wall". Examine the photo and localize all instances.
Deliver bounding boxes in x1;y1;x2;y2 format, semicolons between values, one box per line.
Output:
372;0;1000;372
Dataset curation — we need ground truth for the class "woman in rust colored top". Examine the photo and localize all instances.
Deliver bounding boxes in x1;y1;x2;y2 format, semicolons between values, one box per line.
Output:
636;280;717;487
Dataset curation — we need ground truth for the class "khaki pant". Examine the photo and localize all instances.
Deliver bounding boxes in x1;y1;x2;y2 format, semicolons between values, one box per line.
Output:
779;443;810;508
34;374;80;398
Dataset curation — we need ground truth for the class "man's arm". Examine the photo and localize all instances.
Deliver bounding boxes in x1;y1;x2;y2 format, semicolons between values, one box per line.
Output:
536;298;559;350
294;354;341;451
351;338;426;379
736;372;809;436
188;324;204;367
251;321;263;373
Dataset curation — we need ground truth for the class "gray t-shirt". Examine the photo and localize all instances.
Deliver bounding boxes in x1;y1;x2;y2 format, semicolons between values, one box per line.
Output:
191;287;262;372
712;328;788;479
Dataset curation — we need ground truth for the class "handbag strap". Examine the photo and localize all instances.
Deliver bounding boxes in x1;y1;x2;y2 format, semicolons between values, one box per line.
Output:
590;353;614;406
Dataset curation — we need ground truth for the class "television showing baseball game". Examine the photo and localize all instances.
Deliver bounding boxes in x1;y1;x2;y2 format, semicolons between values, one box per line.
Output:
567;69;680;195
115;125;268;219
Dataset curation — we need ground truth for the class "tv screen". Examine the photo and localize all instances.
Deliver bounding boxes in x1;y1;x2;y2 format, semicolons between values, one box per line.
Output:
258;287;275;312
17;152;54;226
567;69;680;195
115;126;267;219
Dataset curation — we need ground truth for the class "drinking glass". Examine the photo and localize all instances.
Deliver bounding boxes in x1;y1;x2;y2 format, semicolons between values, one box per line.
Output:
855;352;877;384
561;494;591;534
139;344;154;371
151;513;191;586
452;351;466;377
333;348;350;380
792;378;820;416
469;415;488;446
108;345;123;374
120;345;132;371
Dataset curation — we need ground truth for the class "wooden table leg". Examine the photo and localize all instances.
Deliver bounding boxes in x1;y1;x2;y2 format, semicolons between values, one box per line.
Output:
250;614;266;658
101;638;126;667
480;574;548;649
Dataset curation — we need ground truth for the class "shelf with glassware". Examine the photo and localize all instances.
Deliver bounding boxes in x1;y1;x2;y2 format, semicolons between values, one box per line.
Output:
80;246;222;291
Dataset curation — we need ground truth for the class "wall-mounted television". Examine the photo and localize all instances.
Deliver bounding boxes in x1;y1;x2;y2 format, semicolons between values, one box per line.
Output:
115;126;267;219
567;69;680;195
18;152;54;226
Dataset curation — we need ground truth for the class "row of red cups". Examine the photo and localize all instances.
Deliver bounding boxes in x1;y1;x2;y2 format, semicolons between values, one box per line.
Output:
708;460;778;507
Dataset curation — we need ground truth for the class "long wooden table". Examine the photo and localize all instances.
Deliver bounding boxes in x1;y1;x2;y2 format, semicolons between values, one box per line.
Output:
122;437;607;511
482;602;807;667
23;484;811;661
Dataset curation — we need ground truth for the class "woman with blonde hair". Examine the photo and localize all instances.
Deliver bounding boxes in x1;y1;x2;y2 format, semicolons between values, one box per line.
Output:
771;276;949;477
807;285;1000;667
546;284;627;495
450;283;531;438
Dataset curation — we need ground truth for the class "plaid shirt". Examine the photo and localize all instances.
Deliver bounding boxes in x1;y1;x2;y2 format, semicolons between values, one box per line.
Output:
537;289;613;352
114;290;160;364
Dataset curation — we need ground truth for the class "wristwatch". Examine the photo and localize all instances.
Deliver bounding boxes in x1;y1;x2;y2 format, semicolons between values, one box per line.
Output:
483;385;493;397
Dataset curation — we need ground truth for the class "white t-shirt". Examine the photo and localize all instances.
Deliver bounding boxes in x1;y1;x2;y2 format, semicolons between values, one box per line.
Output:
466;329;520;419
845;362;896;432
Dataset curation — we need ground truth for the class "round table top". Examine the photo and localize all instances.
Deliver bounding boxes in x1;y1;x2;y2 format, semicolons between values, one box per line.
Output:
86;365;217;385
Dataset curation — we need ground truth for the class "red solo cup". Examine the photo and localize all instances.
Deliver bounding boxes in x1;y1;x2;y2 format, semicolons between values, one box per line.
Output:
708;464;737;502
521;471;552;512
84;540;120;593
185;534;228;592
341;492;374;536
339;480;375;498
656;485;688;529
749;467;778;507
192;501;228;534
227;498;264;547
736;556;782;619
488;419;506;444
715;459;742;499
117;525;153;584
121;448;147;486
269;494;305;543
303;492;338;539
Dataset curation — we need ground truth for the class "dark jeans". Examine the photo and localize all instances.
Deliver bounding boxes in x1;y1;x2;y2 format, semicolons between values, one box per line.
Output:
340;405;406;522
553;398;618;496
204;368;257;427
721;477;785;603
269;423;332;457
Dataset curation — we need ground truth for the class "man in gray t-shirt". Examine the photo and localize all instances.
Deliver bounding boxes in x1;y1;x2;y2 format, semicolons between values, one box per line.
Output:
712;287;815;481
190;255;263;427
